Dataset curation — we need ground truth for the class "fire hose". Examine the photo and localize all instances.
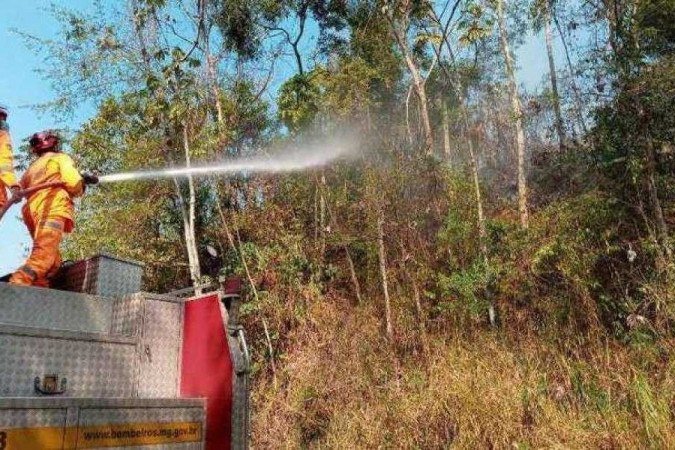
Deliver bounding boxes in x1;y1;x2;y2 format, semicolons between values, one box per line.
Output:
0;182;66;223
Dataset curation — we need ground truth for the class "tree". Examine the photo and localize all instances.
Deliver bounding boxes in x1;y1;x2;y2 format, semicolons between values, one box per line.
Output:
381;0;435;153
495;0;530;228
533;0;566;151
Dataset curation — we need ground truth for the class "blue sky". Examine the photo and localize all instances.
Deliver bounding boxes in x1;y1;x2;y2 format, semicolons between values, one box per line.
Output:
0;0;554;275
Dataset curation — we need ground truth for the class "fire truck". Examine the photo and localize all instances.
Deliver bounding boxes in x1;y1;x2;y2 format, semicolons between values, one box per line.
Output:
0;254;250;450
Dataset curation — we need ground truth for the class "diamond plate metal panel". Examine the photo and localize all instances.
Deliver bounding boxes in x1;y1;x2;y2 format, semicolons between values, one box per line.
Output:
96;256;144;298
78;407;204;426
111;294;143;337
227;327;250;450
0;408;67;428
52;254;144;298
0;331;138;398
0;398;204;410
0;284;111;333
138;298;183;398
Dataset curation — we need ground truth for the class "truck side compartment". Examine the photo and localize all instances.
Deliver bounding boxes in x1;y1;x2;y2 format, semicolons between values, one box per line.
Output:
0;254;249;450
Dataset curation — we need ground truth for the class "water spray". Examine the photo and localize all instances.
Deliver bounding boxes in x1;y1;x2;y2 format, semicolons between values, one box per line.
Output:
0;136;357;224
99;137;356;184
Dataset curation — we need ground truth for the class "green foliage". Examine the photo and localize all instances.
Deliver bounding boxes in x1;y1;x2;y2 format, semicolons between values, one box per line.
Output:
278;73;323;132
593;57;675;178
458;3;493;46
211;0;259;59
501;193;619;329
633;0;675;58
277;57;384;131
436;261;495;318
631;371;671;444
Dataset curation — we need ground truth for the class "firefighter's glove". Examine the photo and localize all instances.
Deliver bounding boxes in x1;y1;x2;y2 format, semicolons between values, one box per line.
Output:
9;185;22;204
81;172;99;185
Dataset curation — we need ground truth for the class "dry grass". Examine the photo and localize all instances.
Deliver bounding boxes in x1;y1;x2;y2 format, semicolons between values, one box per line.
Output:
250;297;675;449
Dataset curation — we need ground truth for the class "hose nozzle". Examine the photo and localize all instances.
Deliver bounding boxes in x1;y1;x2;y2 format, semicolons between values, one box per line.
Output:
81;172;100;185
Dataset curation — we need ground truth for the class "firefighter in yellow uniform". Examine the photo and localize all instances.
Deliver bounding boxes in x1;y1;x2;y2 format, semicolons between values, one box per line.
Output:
10;130;98;287
0;105;19;209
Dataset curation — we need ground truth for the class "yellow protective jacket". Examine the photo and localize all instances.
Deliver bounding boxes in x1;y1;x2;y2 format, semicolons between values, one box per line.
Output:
0;129;17;188
20;152;84;233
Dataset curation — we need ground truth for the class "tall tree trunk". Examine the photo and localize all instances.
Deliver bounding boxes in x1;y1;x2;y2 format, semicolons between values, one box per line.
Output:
314;183;319;241
603;0;621;65
319;171;327;259
345;246;363;305
442;100;452;160
208;55;224;125
261;316;278;389
543;0;566;151
388;18;434;153
377;206;394;339
202;25;224;127
181;126;202;291
405;84;415;145
645;140;672;259
553;11;589;136
496;0;530;228
466;129;488;259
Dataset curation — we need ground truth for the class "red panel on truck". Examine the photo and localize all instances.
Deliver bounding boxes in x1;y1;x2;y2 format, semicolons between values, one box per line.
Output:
181;294;233;450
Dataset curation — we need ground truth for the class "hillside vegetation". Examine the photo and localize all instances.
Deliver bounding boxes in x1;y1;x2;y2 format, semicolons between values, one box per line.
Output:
19;0;674;447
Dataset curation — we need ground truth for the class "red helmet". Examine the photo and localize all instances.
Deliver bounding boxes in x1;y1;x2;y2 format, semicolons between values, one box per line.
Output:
29;130;60;153
0;105;7;119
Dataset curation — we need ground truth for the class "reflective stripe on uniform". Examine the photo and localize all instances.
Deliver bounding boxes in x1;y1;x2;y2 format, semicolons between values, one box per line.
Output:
17;265;38;281
44;220;64;231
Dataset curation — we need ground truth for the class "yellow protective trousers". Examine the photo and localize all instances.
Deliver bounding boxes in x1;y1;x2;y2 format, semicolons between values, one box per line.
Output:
9;151;84;287
10;217;65;287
